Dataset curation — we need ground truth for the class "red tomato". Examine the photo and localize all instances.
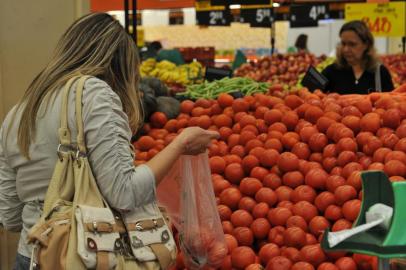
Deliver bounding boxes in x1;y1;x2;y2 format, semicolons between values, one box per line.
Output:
259;243;281;265
291;185;317;203
315;191;336;212
220;187;242;210
268;226;285;247
286;215;308;232
283;171;305;188
224;234;238;254
305;168;329;190
252;202;270;219
238;197;257;213
281;247;301;263
332;219;352;232
230;209;253;227
255;187;278;207
335;257;357;270
233;227;254;246
292;261;315;270
309;216;330;237
292;201;319;222
265;256;292;270
268;207;293;226
334;185;357;205
318;262;339;270
239;177;263;196
225;163;245;184
300;244;327;267
231;246;256;269
284;227;307;248
342;199;361;222
278;152;300;172
324;205;343;221
251;218;271;240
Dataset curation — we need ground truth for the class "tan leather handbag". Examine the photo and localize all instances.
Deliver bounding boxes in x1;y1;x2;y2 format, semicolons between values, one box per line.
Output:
27;76;176;270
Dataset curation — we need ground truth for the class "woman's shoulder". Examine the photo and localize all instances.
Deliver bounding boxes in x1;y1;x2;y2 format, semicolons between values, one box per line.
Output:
81;76;121;105
323;63;340;73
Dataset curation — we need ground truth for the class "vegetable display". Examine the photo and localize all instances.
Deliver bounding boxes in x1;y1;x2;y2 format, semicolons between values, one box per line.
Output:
178;77;270;100
381;54;406;87
234;53;326;86
133;82;406;269
140;58;204;86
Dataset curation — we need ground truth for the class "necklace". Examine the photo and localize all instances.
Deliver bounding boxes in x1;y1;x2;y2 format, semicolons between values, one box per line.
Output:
355;79;359;85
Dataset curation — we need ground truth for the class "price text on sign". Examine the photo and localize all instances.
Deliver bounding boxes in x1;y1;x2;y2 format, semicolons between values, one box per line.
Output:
240;7;273;27
196;10;231;26
345;2;405;37
290;4;329;28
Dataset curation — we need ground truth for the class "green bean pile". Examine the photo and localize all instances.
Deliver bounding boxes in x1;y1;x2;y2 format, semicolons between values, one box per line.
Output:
177;77;270;99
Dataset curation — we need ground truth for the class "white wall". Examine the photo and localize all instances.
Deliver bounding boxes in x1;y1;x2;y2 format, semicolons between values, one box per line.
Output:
183;7;196;26
142;10;169;26
286;19;344;56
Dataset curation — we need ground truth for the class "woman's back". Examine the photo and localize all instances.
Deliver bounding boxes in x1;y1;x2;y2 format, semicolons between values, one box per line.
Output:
0;77;156;258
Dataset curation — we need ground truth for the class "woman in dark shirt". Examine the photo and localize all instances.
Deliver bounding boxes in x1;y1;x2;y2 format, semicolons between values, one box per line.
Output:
322;20;394;95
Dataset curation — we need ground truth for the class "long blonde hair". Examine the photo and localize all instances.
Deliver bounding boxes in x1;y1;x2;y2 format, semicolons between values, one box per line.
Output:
14;13;143;159
336;20;379;71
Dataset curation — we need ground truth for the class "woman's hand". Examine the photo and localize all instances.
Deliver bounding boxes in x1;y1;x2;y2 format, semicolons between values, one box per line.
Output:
174;127;220;155
144;127;219;185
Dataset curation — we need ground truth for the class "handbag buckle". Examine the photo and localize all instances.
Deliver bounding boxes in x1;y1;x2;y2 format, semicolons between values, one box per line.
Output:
131;235;144;248
161;230;170;243
87;238;97;250
135;222;143;231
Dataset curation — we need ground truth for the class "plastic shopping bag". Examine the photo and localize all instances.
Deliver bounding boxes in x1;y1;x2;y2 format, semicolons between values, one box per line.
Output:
157;153;227;269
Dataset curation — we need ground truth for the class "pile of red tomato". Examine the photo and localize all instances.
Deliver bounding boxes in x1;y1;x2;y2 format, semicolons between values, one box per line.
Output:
133;88;406;270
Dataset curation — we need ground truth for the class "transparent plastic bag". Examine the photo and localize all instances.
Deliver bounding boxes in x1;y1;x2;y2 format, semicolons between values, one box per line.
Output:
157;153;227;269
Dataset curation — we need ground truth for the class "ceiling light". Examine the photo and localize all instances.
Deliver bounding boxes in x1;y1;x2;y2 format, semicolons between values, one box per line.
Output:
229;4;241;9
273;3;280;7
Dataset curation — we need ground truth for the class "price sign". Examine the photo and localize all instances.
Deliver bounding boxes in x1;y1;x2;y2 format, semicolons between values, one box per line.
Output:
211;0;270;5
241;8;274;27
345;2;406;37
196;0;232;26
290;4;329;28
196;10;232;26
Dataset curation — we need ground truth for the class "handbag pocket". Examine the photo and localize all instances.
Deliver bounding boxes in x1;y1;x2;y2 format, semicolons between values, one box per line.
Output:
123;202;176;269
75;205;122;269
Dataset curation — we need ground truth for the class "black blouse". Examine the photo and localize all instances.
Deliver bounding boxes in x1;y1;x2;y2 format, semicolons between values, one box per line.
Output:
321;63;394;95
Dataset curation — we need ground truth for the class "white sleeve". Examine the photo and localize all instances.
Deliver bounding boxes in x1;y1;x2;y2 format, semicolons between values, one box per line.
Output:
0;126;23;231
80;78;156;211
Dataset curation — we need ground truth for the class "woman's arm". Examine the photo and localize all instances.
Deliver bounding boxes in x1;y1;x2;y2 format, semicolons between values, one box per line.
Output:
380;65;395;92
80;78;218;211
0;126;23;231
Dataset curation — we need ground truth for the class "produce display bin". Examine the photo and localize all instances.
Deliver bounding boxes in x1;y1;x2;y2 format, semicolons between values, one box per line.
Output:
321;171;406;269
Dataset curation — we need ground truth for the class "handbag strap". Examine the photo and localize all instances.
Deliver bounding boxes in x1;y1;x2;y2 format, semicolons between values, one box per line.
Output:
58;76;78;146
375;64;382;93
58;75;90;152
74;76;89;154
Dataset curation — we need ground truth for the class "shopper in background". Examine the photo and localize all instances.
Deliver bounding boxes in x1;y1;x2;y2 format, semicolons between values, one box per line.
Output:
140;40;163;60
288;34;308;53
0;13;218;270
322;20;394;94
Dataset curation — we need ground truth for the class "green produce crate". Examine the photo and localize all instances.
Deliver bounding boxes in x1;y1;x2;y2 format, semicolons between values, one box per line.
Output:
321;171;406;269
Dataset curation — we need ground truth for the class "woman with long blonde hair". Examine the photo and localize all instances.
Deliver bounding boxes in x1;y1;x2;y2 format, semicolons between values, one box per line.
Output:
0;13;218;270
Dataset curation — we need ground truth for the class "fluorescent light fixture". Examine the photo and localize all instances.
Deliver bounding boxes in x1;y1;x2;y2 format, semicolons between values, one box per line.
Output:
272;2;280;7
229;4;241;9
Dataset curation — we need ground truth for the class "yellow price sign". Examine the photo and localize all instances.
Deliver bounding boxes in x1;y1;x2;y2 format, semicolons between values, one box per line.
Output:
345;2;406;37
